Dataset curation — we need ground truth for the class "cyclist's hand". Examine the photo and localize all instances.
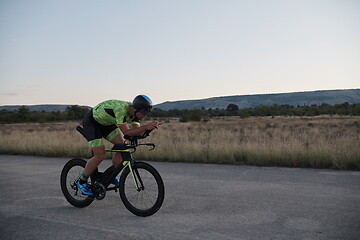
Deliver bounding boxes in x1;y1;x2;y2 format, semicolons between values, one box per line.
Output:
146;121;160;130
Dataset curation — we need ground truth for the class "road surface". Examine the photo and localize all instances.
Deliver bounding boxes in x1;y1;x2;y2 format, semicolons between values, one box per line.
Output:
0;155;359;240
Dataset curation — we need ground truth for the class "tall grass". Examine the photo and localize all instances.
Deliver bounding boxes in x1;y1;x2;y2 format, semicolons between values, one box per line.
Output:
0;122;91;157
137;116;360;170
0;116;359;170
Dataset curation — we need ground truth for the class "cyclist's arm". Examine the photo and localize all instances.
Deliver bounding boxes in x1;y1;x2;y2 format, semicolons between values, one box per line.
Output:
117;121;159;136
131;122;141;129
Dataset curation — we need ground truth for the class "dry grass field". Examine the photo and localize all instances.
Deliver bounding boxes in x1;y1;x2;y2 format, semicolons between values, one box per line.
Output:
0;116;359;170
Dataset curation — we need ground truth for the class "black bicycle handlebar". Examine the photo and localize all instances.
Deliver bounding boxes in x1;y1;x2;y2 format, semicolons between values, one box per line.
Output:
113;130;155;152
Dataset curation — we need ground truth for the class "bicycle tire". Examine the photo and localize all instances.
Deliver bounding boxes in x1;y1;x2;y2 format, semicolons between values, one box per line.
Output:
119;162;165;217
60;158;94;208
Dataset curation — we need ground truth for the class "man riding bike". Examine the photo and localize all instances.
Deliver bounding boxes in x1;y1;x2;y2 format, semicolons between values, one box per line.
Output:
77;95;160;195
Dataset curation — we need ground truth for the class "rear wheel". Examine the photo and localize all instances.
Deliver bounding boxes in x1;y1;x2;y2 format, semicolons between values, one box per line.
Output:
60;158;94;208
119;162;165;217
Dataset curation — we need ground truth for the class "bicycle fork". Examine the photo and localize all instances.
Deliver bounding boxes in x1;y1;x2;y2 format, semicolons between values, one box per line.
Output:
117;151;144;192
126;161;144;192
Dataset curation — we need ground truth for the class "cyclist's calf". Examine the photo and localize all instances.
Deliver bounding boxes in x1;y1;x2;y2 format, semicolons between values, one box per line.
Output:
83;146;107;177
112;152;123;168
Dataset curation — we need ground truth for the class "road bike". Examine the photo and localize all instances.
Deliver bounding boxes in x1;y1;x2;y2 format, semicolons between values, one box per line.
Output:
60;126;165;217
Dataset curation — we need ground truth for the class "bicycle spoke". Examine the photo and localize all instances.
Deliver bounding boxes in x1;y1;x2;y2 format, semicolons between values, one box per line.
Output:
61;158;94;208
122;166;161;211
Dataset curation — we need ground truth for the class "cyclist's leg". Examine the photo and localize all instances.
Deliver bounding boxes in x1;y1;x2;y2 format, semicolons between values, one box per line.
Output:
77;140;106;195
81;109;107;181
82;145;106;178
108;133;126;168
106;131;125;186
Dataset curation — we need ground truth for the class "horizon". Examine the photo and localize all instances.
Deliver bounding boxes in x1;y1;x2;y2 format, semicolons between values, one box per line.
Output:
1;1;359;106
1;88;359;107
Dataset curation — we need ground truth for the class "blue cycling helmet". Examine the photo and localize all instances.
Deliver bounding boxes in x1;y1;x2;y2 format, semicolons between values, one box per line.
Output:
133;95;153;115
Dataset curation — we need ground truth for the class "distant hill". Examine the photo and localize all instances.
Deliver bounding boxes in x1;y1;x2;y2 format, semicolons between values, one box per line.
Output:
155;89;360;110
0;104;91;112
1;89;359;112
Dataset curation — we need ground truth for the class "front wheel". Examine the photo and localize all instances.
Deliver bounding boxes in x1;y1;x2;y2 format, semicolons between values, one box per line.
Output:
60;158;94;208
119;162;165;217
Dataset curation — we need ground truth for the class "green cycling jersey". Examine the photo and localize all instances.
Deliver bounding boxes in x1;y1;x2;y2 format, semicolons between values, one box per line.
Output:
92;100;139;126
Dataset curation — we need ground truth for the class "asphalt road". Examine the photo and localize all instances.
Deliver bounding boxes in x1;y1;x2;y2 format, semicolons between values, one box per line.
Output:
0;155;359;240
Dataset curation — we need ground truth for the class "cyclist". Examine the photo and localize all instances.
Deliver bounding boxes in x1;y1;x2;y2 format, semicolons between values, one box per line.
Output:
77;95;160;195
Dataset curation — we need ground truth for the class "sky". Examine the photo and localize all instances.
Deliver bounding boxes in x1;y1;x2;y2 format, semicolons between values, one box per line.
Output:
0;0;359;106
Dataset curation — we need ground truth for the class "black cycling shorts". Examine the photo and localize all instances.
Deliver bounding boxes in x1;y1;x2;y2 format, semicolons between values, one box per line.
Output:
82;109;121;147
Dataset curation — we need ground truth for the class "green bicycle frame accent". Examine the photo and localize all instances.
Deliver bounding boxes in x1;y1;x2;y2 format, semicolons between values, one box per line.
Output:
123;160;140;191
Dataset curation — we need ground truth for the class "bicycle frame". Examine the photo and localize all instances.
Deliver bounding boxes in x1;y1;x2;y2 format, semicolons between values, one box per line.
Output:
75;126;154;194
80;147;150;195
107;142;154;191
104;150;141;191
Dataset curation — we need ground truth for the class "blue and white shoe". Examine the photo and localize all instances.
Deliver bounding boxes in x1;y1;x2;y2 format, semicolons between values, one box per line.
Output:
112;177;120;187
76;181;93;195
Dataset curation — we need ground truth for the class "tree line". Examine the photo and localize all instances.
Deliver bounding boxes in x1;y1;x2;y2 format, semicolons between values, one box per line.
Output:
150;102;360;121
0;102;359;123
0;105;89;123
